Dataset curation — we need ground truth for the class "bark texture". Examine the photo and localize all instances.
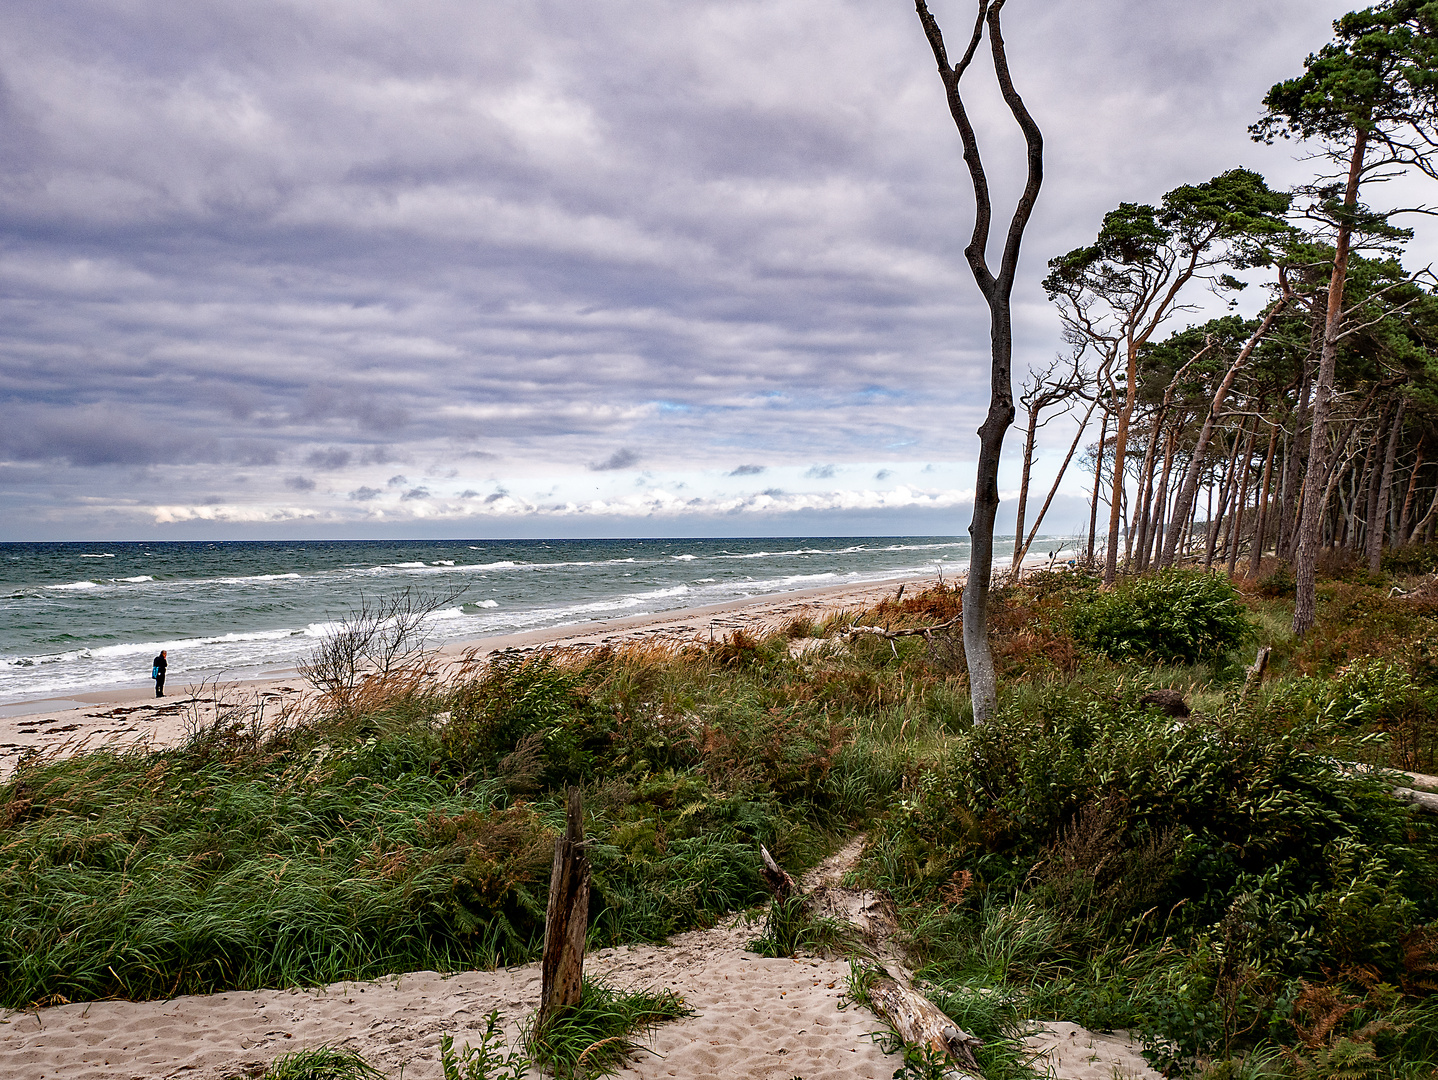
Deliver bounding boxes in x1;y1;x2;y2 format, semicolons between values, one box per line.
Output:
536;786;589;1032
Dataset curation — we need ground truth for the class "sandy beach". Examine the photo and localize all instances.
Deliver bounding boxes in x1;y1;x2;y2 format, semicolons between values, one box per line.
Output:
0;574;940;776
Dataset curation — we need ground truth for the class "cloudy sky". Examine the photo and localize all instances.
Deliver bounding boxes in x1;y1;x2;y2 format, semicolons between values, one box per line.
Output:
0;0;1411;540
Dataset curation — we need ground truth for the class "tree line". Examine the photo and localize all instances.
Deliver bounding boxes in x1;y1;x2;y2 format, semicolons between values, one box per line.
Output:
1000;0;1438;639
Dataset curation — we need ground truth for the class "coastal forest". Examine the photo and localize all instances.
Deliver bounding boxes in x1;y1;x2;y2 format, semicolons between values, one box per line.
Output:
4;3;1438;1080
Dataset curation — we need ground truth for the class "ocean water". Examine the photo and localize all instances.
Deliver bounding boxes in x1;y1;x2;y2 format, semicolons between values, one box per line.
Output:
0;535;1071;705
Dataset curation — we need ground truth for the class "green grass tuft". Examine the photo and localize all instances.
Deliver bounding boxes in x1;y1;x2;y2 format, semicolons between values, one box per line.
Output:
525;979;693;1078
257;1045;383;1080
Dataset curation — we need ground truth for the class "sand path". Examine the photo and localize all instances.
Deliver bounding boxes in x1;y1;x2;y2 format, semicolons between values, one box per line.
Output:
0;911;1161;1080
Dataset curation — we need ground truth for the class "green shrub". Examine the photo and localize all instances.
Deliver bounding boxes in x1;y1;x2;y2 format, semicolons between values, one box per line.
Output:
1072;569;1250;664
1256;562;1296;598
1382;542;1438;576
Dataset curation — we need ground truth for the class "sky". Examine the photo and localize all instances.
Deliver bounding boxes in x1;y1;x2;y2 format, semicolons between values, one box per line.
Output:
0;0;1414;541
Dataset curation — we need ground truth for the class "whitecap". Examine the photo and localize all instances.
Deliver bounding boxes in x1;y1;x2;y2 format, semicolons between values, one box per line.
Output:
431;560;456;566
79;553;115;559
116;576;154;583
46;581;99;590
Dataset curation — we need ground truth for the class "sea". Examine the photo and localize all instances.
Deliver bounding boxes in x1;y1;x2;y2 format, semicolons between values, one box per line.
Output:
0;535;1076;708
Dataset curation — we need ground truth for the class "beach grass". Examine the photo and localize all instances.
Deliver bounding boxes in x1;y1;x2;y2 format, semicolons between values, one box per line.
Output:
3;568;1438;1078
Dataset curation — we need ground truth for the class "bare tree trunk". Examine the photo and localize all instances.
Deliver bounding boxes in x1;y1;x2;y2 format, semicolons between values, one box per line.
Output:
1159;300;1287;567
1146;423;1179;570
1369;397;1407;573
1295;128;1368;636
1401;444;1426;544
915;0;1043;723
1206;429;1244;568
1227;422;1257;578
1281;327;1320;560
1014;392;1100;567
1359;420;1384;554
537;787;589;1033
1248;419;1279;579
1011;400;1040;573
1087;405;1110;564
1133;410;1165;573
1106;352;1138;583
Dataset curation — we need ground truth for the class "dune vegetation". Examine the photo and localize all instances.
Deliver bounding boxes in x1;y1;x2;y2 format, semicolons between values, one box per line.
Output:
2;558;1438;1079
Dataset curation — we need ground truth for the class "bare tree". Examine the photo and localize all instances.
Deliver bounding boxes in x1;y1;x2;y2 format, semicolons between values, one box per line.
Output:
913;0;1043;723
1012;352;1091;572
300;586;466;708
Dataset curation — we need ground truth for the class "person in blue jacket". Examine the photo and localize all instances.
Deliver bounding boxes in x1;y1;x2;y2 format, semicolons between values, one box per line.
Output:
152;650;167;697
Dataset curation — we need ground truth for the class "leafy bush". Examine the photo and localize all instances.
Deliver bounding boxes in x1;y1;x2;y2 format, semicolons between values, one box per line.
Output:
1072;568;1250;664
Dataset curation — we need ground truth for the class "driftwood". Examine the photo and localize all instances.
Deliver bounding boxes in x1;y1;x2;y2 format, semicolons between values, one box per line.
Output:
846;613;961;641
759;844;798;901
868;974;984;1079
757;844;984;1078
536;786;589;1031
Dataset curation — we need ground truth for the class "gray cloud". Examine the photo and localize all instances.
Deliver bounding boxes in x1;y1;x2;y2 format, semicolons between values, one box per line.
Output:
348;486;382;501
728;464;765;476
0;0;1384;537
284;475;316;491
805;464;836;480
304;448;352;471
875;469;892;481
400;487;431;501
386;475;409;487
589;448;640;472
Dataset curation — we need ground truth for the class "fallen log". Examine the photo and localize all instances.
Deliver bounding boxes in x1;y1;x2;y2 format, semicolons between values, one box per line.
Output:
756;844;984;1078
867;974;984;1079
1394;786;1438;814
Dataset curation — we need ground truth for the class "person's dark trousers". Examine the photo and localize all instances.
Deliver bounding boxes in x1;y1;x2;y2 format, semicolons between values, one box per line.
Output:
156;674;165;697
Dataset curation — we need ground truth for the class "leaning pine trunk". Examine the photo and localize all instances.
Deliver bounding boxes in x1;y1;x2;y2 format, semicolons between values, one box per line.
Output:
1248;420;1279;579
1159;299;1287;568
1295;128;1368;635
1369;398;1406;573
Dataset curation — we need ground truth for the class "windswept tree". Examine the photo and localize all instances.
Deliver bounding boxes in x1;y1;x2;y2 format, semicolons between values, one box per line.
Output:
1251;0;1438;635
1043;169;1291;585
913;0;1042;723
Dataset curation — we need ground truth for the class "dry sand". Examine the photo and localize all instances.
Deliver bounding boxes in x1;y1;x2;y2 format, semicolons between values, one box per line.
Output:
0;568;1161;1080
0;920;1162;1080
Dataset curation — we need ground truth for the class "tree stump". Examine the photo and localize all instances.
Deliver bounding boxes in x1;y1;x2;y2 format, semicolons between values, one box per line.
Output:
537;786;589;1032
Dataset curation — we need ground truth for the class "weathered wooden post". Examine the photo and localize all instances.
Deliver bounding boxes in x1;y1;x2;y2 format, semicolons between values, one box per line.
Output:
536;785;589;1032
